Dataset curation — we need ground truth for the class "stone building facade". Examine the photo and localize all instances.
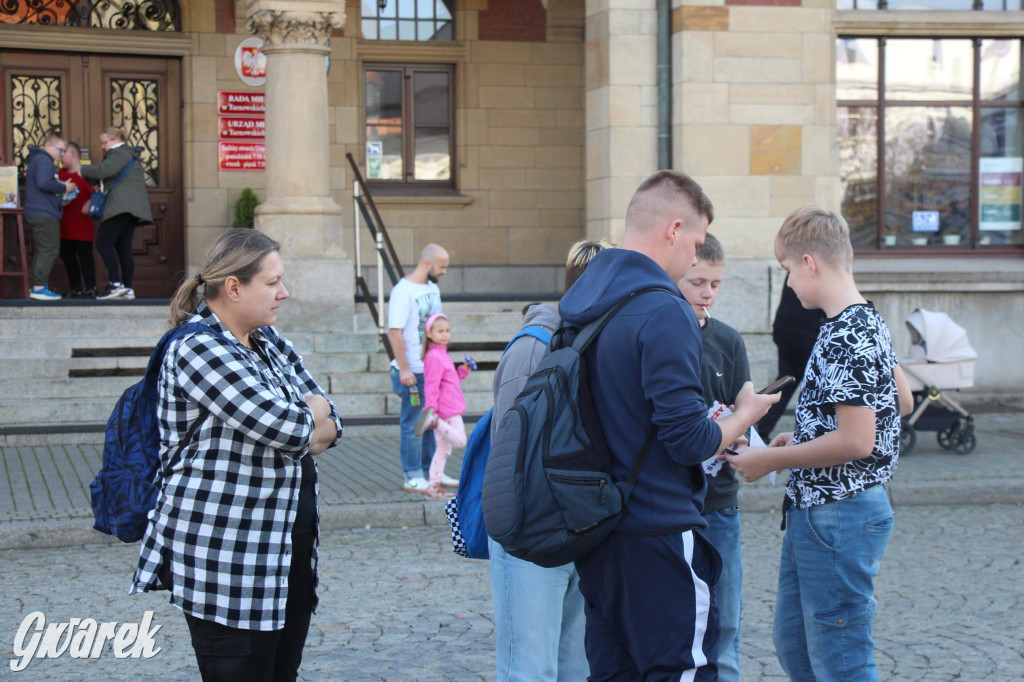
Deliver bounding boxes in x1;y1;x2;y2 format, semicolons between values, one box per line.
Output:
0;0;1020;395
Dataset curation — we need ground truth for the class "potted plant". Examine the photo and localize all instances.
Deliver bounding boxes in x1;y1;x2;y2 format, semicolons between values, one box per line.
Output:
232;188;259;228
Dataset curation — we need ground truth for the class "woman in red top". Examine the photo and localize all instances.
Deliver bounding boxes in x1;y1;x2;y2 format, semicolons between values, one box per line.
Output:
57;142;96;297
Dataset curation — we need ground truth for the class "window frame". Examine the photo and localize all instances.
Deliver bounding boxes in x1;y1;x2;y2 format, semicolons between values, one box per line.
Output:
837;35;1024;254
362;61;456;193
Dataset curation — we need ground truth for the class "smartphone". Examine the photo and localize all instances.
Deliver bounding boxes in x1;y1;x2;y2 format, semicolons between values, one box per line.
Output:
758;375;796;395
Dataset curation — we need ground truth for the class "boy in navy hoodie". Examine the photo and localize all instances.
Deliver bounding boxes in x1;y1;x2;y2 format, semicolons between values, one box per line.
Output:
559;170;777;681
725;205;913;681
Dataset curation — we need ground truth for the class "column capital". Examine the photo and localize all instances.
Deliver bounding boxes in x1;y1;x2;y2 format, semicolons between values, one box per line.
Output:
245;1;346;46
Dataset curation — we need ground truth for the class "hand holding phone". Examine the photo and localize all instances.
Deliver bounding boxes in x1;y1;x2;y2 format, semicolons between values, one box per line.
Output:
758;375;795;395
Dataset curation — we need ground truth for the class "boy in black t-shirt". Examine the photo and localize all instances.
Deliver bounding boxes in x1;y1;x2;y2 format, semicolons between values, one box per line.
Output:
725;205;912;681
676;233;749;682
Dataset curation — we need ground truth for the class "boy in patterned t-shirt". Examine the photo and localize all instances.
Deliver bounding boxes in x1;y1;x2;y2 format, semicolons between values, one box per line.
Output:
724;205;912;681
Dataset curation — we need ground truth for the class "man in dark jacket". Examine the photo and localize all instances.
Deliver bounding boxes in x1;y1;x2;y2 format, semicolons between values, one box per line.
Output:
558;170;777;681
25;131;75;300
81;126;153;300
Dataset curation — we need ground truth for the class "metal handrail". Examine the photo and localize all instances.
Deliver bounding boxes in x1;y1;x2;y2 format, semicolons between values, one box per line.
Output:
348;152;404;360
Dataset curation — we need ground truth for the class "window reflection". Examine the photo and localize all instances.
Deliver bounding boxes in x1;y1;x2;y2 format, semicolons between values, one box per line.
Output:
885;107;972;247
837;39;879;101
362;0;453;41
981;40;1021;101
839;107;879;248
365;69;404;180
885;39;973;101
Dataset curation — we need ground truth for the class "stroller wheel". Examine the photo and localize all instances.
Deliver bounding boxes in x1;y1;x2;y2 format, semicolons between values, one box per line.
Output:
937;424;958;450
899;424;916;455
952;425;977;455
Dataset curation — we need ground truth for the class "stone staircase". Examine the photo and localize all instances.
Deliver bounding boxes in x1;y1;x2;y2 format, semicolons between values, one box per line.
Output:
0;299;548;443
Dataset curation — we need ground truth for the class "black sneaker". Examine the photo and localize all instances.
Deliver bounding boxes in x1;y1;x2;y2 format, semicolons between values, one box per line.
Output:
68;289;85;298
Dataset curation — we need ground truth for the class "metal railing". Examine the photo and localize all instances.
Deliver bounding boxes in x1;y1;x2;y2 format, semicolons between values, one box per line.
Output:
347;152;404;361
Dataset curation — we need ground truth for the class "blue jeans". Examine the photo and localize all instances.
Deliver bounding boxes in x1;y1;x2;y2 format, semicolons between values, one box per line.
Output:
773;485;894;682
390;368;435;480
488;538;588;682
704;506;742;682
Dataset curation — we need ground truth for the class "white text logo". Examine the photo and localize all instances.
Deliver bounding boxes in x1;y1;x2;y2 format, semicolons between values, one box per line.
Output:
10;611;162;672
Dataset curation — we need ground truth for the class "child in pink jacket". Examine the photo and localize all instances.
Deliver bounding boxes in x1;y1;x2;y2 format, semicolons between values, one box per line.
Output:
414;313;472;499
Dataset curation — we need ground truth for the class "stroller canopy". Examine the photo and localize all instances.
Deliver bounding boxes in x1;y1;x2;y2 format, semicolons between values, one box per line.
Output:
906;308;978;363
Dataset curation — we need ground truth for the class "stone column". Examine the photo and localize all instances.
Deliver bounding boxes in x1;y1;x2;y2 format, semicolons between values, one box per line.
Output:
584;0;659;244
245;0;354;331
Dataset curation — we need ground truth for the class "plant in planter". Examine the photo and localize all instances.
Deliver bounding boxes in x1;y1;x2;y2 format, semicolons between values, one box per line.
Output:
232;188;260;228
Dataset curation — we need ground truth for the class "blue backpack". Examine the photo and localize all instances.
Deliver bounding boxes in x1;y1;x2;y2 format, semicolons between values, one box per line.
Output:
444;325;551;559
90;323;219;542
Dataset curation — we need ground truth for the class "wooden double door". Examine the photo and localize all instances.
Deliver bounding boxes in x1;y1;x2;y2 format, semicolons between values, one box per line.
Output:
1;51;183;298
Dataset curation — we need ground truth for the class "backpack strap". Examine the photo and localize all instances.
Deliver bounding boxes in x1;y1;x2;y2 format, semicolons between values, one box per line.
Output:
570;286;678;353
620;424;658;504
502;325;551;355
102;157;135;193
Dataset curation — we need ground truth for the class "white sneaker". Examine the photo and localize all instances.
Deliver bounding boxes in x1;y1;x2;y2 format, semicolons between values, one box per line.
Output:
402;477;430;493
121;287;135;300
441;474;459;488
96;283;127;300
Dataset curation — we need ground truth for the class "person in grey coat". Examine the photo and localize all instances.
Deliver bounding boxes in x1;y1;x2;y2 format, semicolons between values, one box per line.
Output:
487;239;611;682
81;126;153;300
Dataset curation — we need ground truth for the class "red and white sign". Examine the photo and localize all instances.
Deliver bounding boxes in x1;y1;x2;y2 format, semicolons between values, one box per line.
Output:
219;142;266;172
218;91;265;116
234;37;267;87
218;116;266;141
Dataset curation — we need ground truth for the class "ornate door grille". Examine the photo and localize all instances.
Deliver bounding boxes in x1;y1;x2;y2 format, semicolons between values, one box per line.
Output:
0;0;180;31
9;74;62;179
111;77;159;187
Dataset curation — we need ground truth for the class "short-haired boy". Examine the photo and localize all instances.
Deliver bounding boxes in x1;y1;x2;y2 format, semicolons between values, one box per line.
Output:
676;232;749;682
725;205;912;681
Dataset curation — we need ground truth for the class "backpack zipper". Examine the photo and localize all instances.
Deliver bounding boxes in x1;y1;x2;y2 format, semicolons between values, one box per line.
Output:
548;474;607;504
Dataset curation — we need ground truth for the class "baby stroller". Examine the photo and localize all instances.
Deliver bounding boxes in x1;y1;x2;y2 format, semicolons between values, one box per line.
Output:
899;309;978;455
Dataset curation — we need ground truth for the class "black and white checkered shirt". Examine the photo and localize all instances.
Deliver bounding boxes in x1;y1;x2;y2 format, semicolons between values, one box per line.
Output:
130;303;342;630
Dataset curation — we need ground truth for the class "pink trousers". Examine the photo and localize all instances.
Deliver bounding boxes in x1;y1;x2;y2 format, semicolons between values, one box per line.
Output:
429;415;467;486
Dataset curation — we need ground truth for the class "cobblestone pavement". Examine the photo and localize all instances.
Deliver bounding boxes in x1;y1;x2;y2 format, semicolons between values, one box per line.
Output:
2;504;1021;680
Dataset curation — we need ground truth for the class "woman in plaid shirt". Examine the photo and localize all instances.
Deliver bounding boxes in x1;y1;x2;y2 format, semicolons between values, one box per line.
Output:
130;229;342;681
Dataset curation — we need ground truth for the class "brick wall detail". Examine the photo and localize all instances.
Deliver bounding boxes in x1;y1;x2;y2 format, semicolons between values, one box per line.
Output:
479;0;547;43
215;0;235;34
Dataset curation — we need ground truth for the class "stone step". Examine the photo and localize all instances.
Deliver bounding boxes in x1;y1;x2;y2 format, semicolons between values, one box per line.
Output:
0;315;169;340
1;399;113;425
324;368;495;395
0;376;137;400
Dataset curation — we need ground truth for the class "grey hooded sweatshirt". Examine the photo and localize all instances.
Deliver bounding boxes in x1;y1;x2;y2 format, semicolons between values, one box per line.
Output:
490;303;560;441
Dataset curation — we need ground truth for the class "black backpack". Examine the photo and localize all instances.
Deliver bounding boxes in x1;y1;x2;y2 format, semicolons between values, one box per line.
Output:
90;323;218;542
481;287;668;568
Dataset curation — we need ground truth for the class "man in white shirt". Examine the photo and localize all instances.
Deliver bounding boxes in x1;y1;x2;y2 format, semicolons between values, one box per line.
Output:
388;244;454;492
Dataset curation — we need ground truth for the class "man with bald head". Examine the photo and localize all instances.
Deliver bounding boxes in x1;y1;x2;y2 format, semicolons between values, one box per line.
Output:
388;243;455;492
558;171;776;680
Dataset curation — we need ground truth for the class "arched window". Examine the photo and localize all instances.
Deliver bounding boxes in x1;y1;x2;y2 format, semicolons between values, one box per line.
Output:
0;0;181;31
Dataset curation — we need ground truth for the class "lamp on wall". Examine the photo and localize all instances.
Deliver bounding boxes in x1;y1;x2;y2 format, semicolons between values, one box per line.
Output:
378;0;387;9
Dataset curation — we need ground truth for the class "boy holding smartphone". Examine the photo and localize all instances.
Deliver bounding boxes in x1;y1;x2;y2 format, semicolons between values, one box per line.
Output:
676;232;749;682
725;205;913;681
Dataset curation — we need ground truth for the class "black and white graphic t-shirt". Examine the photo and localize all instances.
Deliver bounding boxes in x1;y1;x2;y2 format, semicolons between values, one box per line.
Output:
787;303;901;509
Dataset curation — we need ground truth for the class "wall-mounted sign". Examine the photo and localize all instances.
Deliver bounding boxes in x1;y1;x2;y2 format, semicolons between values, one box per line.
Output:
979;157;1022;232
366;141;382;180
912;210;940;232
218;91;265;116
218;116;266;141
234;37;267;87
219;143;266;172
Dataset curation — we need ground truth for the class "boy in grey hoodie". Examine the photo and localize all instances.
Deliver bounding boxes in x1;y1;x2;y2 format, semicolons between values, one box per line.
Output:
487;239;610;682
